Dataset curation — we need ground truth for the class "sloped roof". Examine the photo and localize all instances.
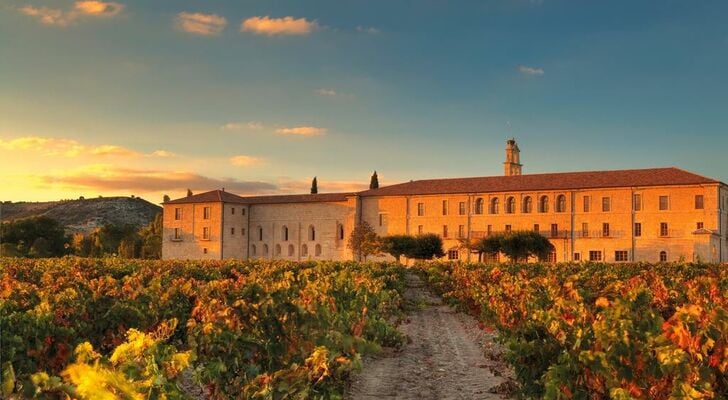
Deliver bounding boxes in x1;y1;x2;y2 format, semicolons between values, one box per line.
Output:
165;190;248;204
358;167;719;197
165;190;352;205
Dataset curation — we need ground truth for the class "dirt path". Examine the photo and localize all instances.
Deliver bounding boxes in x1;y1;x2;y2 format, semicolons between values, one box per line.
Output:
347;273;515;400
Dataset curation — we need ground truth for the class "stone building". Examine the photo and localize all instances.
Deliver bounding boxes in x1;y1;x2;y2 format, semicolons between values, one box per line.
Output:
163;140;728;263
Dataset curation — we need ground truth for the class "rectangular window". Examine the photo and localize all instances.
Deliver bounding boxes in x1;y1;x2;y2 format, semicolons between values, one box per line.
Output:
202;227;210;240
533;224;540;233
458;225;465;238
448;249;459;260
582;222;589;237
487;224;492;235
660;222;669;237
583;196;590;212
635;222;642;237
379;213;388;227
241;228;245;236
615;250;629;262
203;207;211;219
442;200;448;215
459;202;466;215
258;227;263;241
602;223;610;237
173;228;180;240
633;194;642;211
505;224;512;232
231;227;235;235
697;221;704;230
242;208;246;216
418;225;424;235
174;208;182;220
551;223;558;238
589;250;602;261
417;202;425;216
203;248;208;254
573;252;581;261
695;195;704;210
659;196;669;211
231;207;235;215
602;197;611;212
443;225;448;238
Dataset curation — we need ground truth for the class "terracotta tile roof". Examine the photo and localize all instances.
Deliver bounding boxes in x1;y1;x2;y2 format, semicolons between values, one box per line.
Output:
358;167;719;197
165;190;352;205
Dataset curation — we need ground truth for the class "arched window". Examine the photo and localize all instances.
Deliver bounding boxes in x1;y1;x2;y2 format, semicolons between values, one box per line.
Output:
523;196;533;213
275;244;281;256
338;224;344;240
475;198;484;214
539;196;549;213
282;225;289;241
506;197;516;214
288;244;294;257
251;244;257;256
263;244;269;255
301;244;308;257
556;195;566;213
659;251;667;262
490;198;499;214
315;244;322;256
258;226;263;241
308;225;316;241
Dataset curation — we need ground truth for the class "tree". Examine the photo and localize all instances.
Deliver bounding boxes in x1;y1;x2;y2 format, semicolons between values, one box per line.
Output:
28;237;51;258
71;233;93;257
139;213;162;259
186;189;193;197
369;171;379;189
380;234;416;263
476;231;554;263
163;195;171;203
347;221;379;261
0;216;67;257
118;238;138;259
407;234;445;260
310;177;318;194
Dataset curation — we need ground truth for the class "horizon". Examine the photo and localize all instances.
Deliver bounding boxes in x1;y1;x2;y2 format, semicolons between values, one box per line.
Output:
2;0;728;202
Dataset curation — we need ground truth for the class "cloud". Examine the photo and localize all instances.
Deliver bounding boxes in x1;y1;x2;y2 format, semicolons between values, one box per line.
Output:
0;136;84;157
18;1;124;26
90;145;138;157
276;126;327;136
241;16;318;36
518;65;545;76
175;12;227;36
229;155;264;166
74;1;124;17
356;26;381;34
150;150;175;157
222;121;264;131
316;88;337;97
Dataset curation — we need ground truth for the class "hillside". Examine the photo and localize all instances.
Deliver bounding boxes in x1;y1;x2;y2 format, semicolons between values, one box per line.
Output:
1;196;162;234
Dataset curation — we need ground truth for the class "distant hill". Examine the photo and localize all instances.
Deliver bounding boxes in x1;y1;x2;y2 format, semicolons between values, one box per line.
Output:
1;196;162;234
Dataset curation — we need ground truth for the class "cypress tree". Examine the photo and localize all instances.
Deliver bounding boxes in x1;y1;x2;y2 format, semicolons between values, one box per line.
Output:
310;177;318;194
370;171;379;189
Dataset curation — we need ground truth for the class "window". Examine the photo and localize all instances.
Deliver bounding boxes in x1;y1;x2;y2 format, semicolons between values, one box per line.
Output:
242;208;246;216
539;196;549;213
533;224;539;233
379;213;388;227
241;228;245;236
458;225;465;238
602;223;610;237
556;195;566;213
275;244;281;255
635;223;642;237
615;250;629;262
506;197;516;214
301;244;308;257
309;225;316;241
203;207;211;219
173;228;181;240
589;250;602;261
548;252;557;263
251;244;257;256
475;198;484;214
659;196;669;211
490;198;499;214
231;207;235;215
258;226;263;241
697;222;704;230
338;224;345;240
263;244;269;255
660;222;669;237
315;244;322;256
203;248;208;254
602;197;610;212
442;200;448;215
288;244;294;257
659;251;668;262
459;202;466;215
417;202;425;216
523;196;533;213
583;196;590;212
448;249;459;260
695;195;704;210
202;227;210;240
574;252;581;261
487;225;492;235
582;223;589;237
633;194;642;211
174;208;182;220
551;224;559;238
282;226;289;241
418;225;424;235
443;225;449;238
505;224;512;232
231;227;235;235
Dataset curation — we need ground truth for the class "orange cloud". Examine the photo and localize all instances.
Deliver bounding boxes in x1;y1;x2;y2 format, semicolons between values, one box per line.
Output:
229;155;264;166
241;16;318;36
90;145;138;157
222;121;264;131
18;6;73;26
276;126;327;136
18;1;123;26
176;12;227;36
0;136;173;158
74;1;124;17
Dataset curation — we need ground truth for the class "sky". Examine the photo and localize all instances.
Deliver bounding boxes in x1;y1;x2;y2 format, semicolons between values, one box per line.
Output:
1;0;727;203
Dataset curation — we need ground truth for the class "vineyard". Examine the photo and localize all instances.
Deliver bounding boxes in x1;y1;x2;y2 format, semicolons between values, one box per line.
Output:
0;258;408;399
418;262;728;399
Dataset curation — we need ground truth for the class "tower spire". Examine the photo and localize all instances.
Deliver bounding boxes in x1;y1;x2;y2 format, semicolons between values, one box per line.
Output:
503;138;522;176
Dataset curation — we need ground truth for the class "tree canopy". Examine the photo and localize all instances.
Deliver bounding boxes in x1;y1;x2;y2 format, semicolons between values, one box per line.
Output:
347;221;379;261
476;231;554;263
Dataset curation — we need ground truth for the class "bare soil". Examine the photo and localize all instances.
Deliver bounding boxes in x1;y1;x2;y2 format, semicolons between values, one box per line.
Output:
347;273;516;400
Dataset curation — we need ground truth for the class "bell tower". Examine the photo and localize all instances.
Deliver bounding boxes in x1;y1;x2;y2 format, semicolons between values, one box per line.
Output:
503;138;522;176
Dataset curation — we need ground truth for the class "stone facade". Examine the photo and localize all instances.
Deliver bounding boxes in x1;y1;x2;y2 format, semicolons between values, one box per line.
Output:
163;140;727;263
